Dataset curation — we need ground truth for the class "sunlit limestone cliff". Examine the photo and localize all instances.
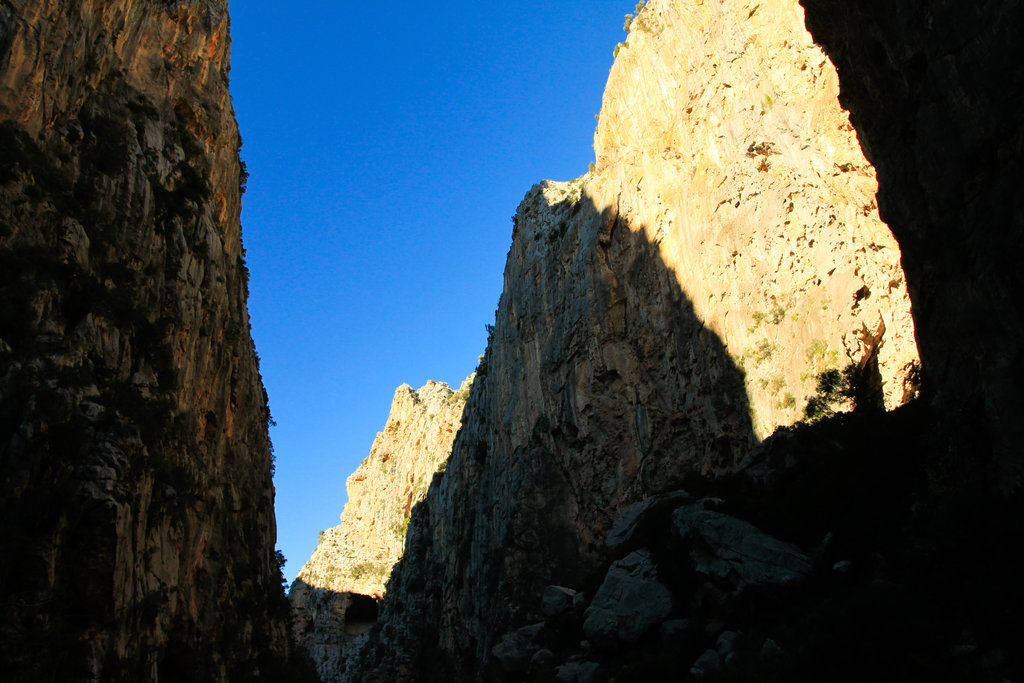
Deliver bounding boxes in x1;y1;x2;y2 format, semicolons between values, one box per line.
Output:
349;0;929;679
348;0;1024;680
592;0;921;431
0;1;297;680
290;377;472;682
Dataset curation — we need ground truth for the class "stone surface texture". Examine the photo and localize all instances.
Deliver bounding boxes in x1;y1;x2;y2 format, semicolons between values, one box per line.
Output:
288;583;371;683
351;1;919;679
295;377;471;598
0;1;290;680
290;378;471;682
799;0;1024;484
582;549;674;645
673;502;813;592
593;0;921;430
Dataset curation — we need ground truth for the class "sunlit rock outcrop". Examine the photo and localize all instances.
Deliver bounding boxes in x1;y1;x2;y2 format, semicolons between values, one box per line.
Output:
0;1;293;679
593;0;920;431
351;0;920;679
799;0;1024;486
290;377;472;682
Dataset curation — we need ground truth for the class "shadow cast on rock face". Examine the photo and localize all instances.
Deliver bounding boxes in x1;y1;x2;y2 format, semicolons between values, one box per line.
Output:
339;5;1024;678
355;186;757;680
288;577;379;682
799;0;1024;486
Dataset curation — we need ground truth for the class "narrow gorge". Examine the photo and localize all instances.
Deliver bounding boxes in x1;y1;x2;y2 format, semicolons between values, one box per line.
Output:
332;0;1022;681
290;378;472;682
349;0;925;678
1;0;1021;681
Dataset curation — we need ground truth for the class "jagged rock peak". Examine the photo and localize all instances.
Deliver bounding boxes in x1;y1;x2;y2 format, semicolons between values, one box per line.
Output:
294;374;473;598
294;375;473;598
289;376;473;682
398;375;473;415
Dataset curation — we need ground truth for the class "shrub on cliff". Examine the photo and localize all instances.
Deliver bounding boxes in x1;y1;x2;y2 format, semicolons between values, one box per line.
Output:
801;364;859;423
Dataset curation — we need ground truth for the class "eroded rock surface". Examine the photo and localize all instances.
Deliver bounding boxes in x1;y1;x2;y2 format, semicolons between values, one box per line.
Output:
291;378;471;682
0;1;292;679
352;1;919;679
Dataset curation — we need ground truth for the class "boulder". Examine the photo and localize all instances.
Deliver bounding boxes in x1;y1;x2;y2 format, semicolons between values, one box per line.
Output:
673;504;812;592
582;549;673;644
690;648;722;676
542;584;578;617
491;622;545;674
555;660;602;683
606;490;692;551
761;638;784;656
716;630;739;658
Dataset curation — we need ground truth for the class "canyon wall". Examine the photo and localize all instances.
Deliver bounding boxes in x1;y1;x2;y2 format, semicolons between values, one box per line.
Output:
799;0;1024;486
290;377;471;682
0;1;292;680
352;0;921;679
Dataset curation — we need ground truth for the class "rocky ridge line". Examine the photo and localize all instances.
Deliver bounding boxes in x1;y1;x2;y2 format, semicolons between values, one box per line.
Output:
290;377;472;682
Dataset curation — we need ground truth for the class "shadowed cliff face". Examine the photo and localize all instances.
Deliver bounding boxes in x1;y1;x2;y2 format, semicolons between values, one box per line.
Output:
355;188;757;681
0;1;293;679
799;0;1024;484
349;2;921;679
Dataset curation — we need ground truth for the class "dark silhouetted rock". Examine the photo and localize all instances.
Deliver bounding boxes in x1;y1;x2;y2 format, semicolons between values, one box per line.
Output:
673;503;812;592
491;622;544;674
582;550;673;644
0;1;293;679
606;490;691;551
543;585;579;617
690;648;722;676
800;0;1024;484
555;660;603;683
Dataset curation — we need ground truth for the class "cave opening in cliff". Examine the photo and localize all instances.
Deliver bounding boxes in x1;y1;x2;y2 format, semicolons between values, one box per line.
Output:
344;593;379;635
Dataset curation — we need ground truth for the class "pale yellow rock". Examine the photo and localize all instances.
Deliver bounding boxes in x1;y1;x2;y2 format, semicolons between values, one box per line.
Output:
591;0;918;435
295;376;472;599
351;2;923;678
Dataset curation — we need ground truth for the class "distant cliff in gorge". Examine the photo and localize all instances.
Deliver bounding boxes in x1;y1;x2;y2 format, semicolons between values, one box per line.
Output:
289;377;472;683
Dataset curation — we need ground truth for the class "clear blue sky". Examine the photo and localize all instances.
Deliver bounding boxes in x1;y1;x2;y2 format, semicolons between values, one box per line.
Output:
230;2;631;582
